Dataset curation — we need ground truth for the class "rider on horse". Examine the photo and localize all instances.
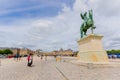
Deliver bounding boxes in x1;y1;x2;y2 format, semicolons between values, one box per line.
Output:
80;10;96;38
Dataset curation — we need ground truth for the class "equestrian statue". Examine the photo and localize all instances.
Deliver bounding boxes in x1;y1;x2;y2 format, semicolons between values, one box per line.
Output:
80;10;96;38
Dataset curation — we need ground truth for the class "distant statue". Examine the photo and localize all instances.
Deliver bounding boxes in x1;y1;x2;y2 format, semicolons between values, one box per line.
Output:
80;10;96;38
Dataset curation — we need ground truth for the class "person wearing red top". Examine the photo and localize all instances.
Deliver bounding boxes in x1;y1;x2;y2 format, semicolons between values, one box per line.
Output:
27;53;33;67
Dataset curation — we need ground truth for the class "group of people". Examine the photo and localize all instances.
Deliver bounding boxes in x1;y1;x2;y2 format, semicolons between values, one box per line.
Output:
15;53;33;67
15;48;33;67
40;54;47;61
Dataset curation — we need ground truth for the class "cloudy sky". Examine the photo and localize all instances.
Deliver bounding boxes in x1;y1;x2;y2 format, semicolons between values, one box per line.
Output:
0;0;120;51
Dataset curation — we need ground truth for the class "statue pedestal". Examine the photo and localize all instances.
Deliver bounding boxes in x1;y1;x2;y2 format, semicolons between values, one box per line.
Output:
77;34;109;63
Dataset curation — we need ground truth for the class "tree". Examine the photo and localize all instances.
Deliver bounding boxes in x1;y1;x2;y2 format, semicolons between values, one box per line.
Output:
0;50;4;54
3;49;13;55
107;49;120;54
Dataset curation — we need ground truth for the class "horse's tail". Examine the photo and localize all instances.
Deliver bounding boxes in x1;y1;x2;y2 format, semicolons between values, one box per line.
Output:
80;23;84;38
92;25;96;29
80;23;84;30
81;30;83;38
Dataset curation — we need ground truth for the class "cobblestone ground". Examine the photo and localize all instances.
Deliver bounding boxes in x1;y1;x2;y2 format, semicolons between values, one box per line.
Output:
56;62;120;80
0;56;64;80
1;56;120;80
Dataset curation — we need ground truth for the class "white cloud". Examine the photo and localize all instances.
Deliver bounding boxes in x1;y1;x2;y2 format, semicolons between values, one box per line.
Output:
0;0;120;51
32;20;52;27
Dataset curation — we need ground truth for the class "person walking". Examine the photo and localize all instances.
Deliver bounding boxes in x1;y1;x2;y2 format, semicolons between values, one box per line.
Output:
16;48;20;61
27;53;33;67
41;54;43;60
45;55;47;61
16;53;19;61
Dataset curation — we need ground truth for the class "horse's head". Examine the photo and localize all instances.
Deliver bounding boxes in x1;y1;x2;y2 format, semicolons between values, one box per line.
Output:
89;10;93;21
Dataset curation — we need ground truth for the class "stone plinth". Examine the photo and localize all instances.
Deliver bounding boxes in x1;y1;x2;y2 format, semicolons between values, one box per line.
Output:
77;34;109;63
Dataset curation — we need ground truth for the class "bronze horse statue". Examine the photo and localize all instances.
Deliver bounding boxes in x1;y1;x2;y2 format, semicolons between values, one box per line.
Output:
80;10;96;38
